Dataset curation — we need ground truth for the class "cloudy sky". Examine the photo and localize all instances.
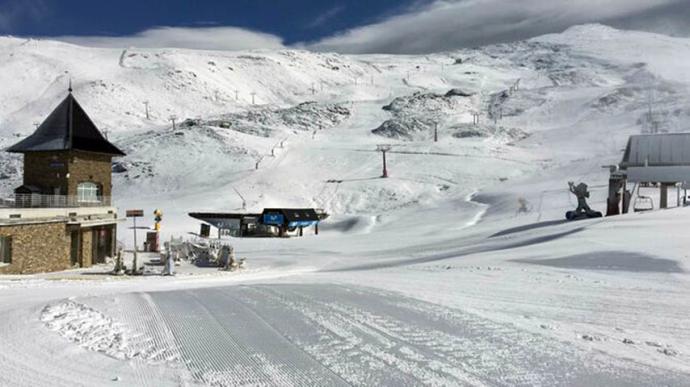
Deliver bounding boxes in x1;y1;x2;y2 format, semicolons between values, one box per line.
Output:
1;0;689;54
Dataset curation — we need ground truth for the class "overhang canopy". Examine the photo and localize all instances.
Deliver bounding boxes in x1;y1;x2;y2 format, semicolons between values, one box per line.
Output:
14;185;42;194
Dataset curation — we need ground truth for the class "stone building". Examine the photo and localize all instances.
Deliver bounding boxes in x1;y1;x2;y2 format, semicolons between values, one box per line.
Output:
0;89;125;274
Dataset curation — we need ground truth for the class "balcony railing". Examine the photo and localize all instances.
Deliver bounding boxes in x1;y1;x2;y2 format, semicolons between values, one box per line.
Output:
0;194;112;208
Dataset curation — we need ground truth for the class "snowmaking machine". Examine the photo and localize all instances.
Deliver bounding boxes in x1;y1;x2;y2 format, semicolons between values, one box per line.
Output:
565;181;603;221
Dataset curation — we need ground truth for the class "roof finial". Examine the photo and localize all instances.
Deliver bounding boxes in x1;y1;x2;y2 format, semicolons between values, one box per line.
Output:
68;77;72;93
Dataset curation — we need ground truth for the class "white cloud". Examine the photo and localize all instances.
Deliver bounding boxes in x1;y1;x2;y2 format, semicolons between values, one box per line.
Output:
53;26;285;51
27;0;689;54
307;0;684;54
606;0;690;37
307;5;346;29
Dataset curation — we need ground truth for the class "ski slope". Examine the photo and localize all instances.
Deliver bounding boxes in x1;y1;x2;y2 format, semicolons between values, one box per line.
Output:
1;24;690;385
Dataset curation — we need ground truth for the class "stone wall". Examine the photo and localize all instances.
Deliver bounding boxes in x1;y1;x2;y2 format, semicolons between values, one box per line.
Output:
80;227;93;267
111;225;117;257
21;150;113;198
0;221;71;274
89;224;117;263
23;152;70;194
67;151;113;198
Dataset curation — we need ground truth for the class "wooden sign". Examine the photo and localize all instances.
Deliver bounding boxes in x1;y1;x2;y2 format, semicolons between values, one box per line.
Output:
126;209;144;217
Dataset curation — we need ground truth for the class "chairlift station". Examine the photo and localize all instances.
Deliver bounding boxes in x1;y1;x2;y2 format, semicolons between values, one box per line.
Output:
607;133;690;215
189;208;326;238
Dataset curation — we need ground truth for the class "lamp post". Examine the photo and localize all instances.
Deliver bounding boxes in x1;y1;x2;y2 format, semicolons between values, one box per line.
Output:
126;209;144;274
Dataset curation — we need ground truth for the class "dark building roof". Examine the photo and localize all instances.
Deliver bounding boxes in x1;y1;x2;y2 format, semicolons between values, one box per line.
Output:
7;93;125;156
621;133;690;168
14;185;42;194
189;212;262;220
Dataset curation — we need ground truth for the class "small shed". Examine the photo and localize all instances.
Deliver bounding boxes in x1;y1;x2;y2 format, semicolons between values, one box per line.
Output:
189;208;323;238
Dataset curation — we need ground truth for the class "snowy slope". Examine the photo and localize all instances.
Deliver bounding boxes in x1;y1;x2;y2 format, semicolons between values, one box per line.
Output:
0;25;687;225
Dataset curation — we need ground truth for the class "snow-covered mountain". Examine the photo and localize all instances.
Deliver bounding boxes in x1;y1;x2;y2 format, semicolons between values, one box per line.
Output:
3;25;690;385
0;24;689;234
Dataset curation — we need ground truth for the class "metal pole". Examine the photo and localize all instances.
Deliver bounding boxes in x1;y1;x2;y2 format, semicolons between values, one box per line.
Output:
382;150;388;178
132;217;138;274
660;183;668;209
623;180;629;212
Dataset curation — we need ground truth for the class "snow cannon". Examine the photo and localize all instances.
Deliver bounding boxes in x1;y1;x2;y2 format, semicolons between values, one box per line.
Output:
154;209;163;231
565;181;602;221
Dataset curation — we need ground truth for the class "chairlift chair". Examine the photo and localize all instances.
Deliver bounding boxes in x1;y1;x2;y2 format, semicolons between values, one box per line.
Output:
633;185;654;212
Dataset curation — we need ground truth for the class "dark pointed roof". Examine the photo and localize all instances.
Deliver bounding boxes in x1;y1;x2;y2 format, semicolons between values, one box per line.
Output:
7;93;125;156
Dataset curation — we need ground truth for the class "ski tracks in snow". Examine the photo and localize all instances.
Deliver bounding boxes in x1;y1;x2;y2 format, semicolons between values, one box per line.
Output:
105;284;690;386
18;283;690;386
152;288;348;386
233;284;687;386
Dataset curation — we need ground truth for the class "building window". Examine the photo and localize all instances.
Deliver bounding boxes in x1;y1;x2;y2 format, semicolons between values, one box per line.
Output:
0;236;11;264
77;182;101;203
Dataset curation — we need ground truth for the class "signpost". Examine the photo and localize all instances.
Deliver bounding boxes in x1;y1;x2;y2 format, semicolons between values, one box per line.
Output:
126;209;144;274
126;209;144;217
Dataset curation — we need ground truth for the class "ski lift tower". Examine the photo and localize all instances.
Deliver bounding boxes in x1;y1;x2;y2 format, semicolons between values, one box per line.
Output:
233;187;247;210
376;144;392;178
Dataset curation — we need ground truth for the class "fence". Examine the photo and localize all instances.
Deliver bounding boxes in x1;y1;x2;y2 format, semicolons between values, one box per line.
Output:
0;194;112;208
